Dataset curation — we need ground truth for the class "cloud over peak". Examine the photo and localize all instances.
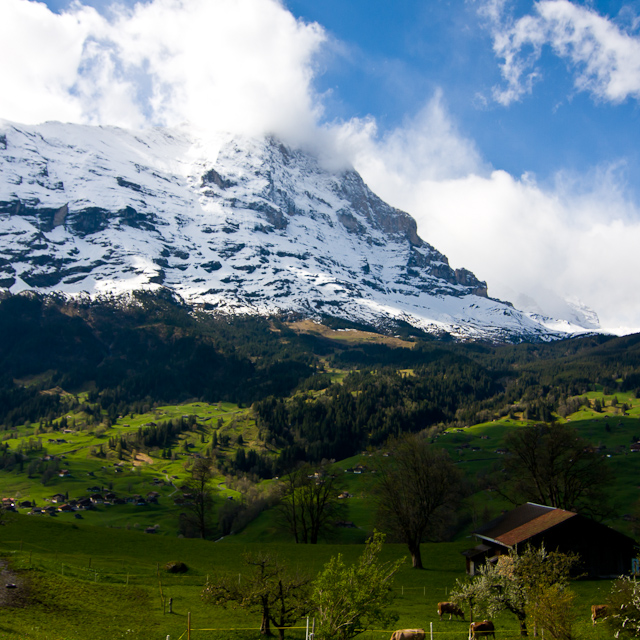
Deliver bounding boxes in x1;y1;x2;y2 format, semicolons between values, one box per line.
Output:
0;0;327;143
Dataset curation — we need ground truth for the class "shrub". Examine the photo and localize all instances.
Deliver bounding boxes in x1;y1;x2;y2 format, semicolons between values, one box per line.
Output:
165;561;188;573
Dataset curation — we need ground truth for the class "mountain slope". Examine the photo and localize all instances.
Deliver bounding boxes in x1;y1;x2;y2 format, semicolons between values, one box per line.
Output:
0;120;591;341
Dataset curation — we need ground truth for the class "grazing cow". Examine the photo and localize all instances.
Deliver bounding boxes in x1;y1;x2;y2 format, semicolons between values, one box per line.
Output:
437;601;464;621
469;620;495;640
389;630;425;640
591;604;608;625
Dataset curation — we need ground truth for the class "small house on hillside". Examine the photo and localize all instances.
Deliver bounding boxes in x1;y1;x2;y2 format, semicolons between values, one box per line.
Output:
463;502;637;578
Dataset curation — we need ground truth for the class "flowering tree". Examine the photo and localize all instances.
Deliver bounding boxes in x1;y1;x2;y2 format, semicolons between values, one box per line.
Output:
607;576;640;638
450;545;577;637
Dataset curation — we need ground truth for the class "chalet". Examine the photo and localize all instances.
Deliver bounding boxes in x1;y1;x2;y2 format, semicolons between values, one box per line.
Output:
58;504;74;512
51;494;66;503
463;502;637;579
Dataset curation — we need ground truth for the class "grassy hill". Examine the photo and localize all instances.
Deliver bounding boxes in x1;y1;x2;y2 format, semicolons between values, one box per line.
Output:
0;515;618;640
0;384;639;542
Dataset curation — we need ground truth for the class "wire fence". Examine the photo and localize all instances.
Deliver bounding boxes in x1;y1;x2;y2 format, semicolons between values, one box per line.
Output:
3;543;209;586
2;542;456;591
171;616;531;640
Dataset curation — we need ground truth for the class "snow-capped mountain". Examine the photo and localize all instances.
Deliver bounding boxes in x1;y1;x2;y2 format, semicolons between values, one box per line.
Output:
0;120;592;341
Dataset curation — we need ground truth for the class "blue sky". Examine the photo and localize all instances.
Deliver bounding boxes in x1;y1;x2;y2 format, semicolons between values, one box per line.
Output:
289;0;640;197
35;0;640;193
4;0;640;331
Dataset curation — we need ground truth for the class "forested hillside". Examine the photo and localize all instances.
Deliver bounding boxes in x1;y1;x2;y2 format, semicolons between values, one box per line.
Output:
2;291;640;471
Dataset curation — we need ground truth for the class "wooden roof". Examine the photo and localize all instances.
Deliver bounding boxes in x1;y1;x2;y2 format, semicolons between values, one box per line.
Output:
473;503;577;548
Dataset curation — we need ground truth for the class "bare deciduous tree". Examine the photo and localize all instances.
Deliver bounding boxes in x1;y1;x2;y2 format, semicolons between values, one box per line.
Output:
495;423;614;519
374;434;464;569
179;457;215;539
277;463;346;544
202;552;311;639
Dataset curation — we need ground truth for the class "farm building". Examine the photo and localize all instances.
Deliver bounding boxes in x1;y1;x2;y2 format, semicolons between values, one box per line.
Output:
463;502;637;578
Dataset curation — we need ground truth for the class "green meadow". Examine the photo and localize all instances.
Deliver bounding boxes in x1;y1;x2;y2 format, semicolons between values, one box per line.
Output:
0;515;619;640
3;388;640;538
0;388;637;638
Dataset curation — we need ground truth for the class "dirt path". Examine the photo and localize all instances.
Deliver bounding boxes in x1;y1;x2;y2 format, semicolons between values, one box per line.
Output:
132;452;154;466
0;559;29;608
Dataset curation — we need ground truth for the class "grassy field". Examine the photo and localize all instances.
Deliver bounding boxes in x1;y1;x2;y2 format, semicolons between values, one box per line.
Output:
1;389;640;540
0;514;620;640
0;399;258;535
0;388;637;638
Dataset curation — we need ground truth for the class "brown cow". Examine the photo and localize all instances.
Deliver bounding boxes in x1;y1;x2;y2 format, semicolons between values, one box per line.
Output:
469;620;495;640
591;604;608;625
438;601;465;621
389;630;425;640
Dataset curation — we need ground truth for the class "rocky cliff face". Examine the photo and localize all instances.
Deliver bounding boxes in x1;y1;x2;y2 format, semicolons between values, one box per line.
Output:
0;120;588;340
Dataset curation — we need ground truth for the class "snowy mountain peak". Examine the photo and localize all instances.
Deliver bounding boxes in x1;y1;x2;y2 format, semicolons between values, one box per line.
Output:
0;120;592;341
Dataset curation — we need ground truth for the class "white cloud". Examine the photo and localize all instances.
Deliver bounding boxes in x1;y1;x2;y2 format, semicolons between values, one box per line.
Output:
0;0;97;123
483;0;640;105
107;0;326;142
340;96;640;333
336;91;486;183
0;0;326;142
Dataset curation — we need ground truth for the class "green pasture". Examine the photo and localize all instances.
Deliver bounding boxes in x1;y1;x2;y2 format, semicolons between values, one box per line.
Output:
0;514;620;640
2;389;640;542
0;389;636;639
